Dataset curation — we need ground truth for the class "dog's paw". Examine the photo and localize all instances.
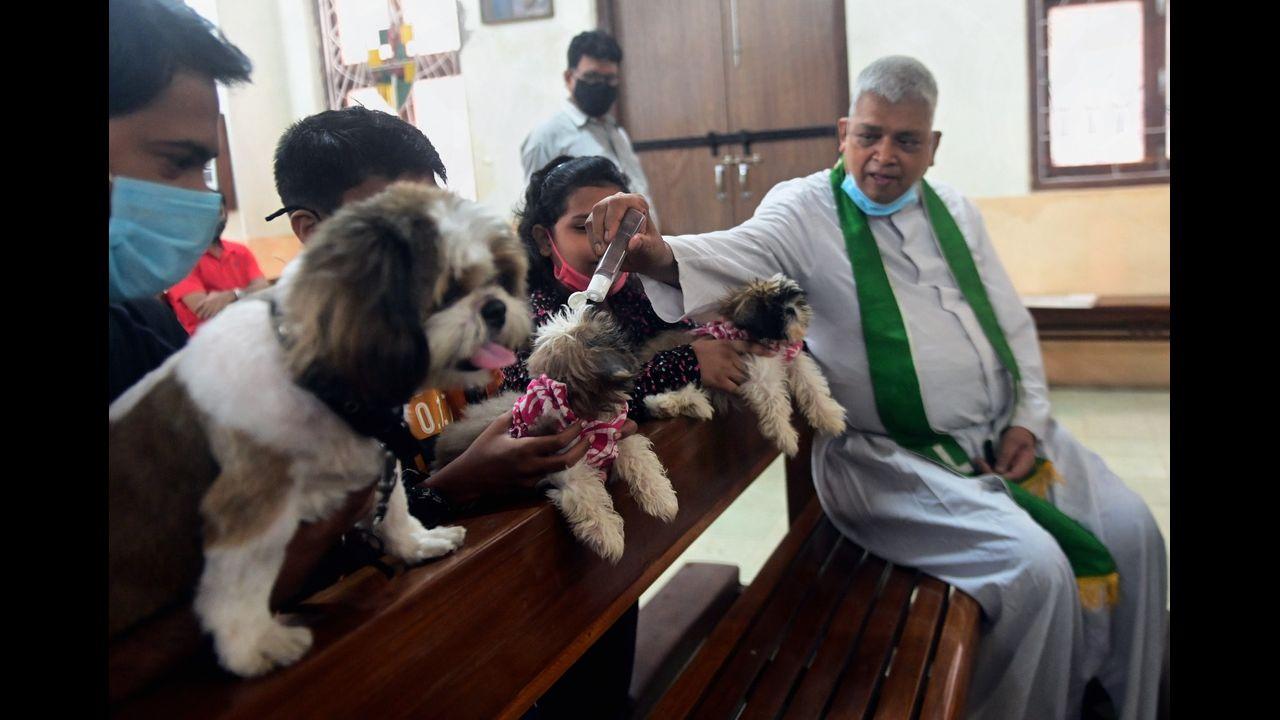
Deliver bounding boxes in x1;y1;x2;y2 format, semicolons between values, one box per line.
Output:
644;385;714;420
810;400;848;436
637;481;679;523
769;424;800;457
582;513;625;564
216;620;313;678
430;524;467;546
556;498;624;564
386;523;466;563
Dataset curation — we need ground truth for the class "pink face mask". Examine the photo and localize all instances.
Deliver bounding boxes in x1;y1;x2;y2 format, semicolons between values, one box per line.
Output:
547;230;629;296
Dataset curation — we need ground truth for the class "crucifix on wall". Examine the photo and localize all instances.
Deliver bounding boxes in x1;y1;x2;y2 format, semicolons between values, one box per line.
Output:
368;22;416;112
316;0;463;125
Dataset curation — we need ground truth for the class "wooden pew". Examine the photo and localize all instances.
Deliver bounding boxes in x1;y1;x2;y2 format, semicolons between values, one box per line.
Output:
110;408;780;718
1029;294;1170;388
1028;294;1170;342
111;409;982;719
646;421;982;719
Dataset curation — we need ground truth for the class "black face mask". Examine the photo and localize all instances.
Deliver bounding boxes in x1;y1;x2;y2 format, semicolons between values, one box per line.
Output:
573;79;618;117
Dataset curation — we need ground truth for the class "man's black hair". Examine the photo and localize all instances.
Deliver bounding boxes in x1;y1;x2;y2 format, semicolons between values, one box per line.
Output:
567;30;623;69
517;155;630;292
273;107;449;217
109;0;252;118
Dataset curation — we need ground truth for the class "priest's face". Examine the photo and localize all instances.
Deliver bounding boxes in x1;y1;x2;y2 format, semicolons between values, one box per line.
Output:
838;93;942;205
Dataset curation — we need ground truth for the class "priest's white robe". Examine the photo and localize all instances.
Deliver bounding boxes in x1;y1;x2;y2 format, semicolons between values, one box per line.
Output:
639;169;1167;720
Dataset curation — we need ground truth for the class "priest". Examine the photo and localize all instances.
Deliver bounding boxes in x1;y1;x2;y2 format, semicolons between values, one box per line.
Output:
589;56;1167;720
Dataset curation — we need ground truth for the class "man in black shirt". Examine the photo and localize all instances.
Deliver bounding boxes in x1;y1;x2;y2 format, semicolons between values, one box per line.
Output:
108;298;189;402
107;0;252;402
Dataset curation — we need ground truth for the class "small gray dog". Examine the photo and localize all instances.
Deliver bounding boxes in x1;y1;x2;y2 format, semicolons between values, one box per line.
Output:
644;274;847;456
435;303;678;562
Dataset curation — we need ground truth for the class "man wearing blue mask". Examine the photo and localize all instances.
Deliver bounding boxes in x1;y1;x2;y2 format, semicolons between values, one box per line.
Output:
588;56;1166;720
108;0;252;402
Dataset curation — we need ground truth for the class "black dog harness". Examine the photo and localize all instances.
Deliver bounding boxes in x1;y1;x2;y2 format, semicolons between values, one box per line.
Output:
266;298;451;526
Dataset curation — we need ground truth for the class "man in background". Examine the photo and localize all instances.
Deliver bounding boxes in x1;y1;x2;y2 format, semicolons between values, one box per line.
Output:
166;198;270;334
520;29;658;229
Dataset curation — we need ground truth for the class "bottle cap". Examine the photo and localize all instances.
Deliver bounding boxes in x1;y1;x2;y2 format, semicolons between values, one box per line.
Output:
585;274;611;302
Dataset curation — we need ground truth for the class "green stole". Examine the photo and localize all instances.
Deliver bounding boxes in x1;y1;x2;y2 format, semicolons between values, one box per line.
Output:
831;159;1119;610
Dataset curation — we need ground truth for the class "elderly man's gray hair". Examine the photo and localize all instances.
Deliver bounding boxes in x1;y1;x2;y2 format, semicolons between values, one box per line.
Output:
850;55;938;118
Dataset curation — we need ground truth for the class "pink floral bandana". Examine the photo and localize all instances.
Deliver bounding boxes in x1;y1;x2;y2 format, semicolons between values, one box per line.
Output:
510;374;628;471
691;320;804;362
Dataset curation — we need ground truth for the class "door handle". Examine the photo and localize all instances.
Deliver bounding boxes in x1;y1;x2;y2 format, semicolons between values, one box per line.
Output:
737;153;761;199
715;154;736;201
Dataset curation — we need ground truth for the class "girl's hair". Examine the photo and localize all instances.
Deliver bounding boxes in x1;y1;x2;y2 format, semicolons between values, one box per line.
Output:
516;155;631;292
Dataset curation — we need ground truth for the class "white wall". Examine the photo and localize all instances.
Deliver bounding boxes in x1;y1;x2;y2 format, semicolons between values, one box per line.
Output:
845;0;1031;198
212;0;593;238
456;0;597;217
215;0;326;241
211;0;1153;231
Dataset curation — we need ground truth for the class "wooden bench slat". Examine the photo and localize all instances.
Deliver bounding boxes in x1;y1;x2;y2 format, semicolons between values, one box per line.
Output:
689;520;844;720
780;554;889;720
737;540;868;720
871;576;948;720
917;588;983;720
823;566;918;720
646;500;826;720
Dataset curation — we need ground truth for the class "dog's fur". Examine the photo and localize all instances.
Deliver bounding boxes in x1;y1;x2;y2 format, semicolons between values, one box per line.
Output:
108;183;531;677
434;304;677;563
644;274;847;456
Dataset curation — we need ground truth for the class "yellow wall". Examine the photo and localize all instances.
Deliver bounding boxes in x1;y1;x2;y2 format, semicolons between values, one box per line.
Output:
975;185;1169;296
245;235;303;280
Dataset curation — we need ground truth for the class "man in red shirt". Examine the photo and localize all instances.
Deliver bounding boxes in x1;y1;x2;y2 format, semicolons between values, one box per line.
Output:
166;201;270;334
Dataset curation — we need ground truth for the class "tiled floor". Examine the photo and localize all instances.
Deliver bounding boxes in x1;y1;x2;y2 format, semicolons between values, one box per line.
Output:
641;388;1171;607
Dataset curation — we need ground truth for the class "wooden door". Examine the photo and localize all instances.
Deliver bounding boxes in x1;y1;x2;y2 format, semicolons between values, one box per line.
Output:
722;0;848;224
612;0;734;235
607;0;848;232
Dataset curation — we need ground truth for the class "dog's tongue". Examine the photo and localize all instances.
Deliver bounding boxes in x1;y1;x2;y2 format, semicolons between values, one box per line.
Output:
470;342;517;369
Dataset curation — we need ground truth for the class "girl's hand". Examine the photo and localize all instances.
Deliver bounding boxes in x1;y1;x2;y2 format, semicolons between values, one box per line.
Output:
428;411;590;505
692;338;776;393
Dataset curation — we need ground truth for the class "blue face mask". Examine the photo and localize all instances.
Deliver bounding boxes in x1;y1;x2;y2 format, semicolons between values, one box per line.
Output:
109;176;223;302
840;173;919;217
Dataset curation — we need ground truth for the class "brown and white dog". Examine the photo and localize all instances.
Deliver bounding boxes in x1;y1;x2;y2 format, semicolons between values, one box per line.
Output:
433;303;678;562
643;274;847;456
108;183;531;677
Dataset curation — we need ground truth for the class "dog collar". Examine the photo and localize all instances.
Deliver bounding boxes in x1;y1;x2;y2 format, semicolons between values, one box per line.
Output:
266;298;423;468
691;320;804;362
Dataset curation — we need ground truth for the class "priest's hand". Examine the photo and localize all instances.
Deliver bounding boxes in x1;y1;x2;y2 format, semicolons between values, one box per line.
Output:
585;192;678;286
974;426;1037;479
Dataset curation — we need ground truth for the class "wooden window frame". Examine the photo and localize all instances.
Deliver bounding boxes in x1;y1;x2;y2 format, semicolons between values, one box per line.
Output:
1028;0;1169;190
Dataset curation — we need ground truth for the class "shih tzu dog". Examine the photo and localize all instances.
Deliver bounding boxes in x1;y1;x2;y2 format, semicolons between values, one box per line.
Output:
644;274;847;456
108;183;531;677
434;303;678;563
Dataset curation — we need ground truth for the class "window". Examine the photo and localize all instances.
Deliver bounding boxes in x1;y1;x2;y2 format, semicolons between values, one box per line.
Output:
1029;0;1169;188
318;0;477;198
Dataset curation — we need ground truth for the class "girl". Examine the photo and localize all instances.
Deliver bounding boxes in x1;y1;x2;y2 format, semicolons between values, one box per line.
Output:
503;155;768;417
